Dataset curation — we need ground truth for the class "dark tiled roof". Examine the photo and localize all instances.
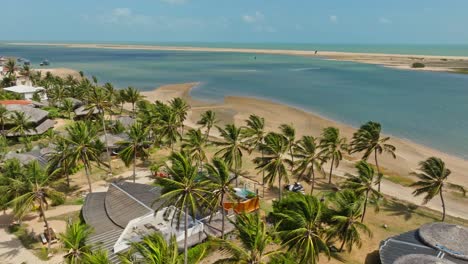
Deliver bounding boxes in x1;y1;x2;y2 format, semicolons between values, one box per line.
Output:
87;229;122;264
114;181;162;209
380;230;468;264
104;183;154;228
82;192;122;235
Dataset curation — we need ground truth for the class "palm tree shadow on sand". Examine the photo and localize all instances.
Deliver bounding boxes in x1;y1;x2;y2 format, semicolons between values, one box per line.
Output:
382;200;419;221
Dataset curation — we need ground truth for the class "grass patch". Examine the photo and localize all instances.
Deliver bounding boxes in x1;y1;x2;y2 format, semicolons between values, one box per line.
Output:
453;68;468;74
386;174;415;186
63;197;84;205
49;210;81;223
411;62;425;68
8;224;37;249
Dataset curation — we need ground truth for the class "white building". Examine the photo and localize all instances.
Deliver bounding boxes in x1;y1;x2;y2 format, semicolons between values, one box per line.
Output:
3;85;47;101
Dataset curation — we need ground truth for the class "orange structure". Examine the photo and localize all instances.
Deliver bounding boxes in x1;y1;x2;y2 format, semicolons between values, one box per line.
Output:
223;188;260;214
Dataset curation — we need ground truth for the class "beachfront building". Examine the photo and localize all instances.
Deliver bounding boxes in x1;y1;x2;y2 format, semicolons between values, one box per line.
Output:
0;101;55;136
3;85;47;101
379;222;468;264
82;181;234;263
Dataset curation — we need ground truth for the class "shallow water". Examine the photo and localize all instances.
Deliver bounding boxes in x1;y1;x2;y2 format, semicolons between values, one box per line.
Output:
2;44;468;157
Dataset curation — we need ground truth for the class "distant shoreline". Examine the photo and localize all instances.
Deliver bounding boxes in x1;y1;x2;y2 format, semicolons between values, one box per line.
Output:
8;42;468;74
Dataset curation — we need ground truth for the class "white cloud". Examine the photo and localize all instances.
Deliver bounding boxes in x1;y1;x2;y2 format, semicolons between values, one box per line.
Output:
98;8;154;26
241;11;275;33
379;17;392;24
87;8;205;30
161;0;188;4
329;15;338;24
242;11;265;24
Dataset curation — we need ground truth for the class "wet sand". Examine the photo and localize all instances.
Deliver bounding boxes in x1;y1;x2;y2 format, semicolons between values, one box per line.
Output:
11;42;468;73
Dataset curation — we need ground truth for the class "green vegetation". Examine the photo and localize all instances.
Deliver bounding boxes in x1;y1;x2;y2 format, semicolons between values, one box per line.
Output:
411;62;426;68
8;224;37;249
0;68;466;264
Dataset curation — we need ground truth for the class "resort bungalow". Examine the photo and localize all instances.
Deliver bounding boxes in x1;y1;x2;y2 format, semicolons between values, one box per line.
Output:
3;146;53;167
98;133;129;155
74;105;100;119
379;222;468;264
1;103;55;137
82;181;234;263
3;85;47;101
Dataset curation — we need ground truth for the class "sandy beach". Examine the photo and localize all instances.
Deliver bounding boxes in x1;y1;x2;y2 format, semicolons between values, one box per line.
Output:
143;82;468;189
10;42;468;73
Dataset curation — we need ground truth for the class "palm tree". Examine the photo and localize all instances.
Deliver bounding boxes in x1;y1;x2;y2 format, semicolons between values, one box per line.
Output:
349;121;396;192
153;151;211;264
60;221;93;264
341;161;382;222
124;86;144;117
214;124;249;187
411;157;466;221
65;121;105;193
120;233;178;264
83;249;110;264
118;122;150;183
320;127;347;184
204;157;236;238
9;111;35;148
294;136;324;195
87;86;113;174
0;105;9;135
47;137;75;188
170;97;190;136
327;190;371;252
253;132;291;200
181;129;207;171
61;98;75;119
212;213;281;264
273;194;330;264
159;108;182;150
7;161;65;250
197;110;218;140
4;58;16;78
279;124;296;173
243;114;267;195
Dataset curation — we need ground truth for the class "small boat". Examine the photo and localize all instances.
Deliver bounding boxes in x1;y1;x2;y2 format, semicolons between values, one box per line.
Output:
17;57;24;62
23;60;31;66
40;59;50;66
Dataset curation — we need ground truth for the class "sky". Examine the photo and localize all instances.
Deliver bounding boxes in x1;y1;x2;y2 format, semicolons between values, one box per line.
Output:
1;0;468;44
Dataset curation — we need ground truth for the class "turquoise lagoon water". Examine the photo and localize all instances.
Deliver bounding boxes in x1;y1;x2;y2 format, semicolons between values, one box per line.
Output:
1;43;468;157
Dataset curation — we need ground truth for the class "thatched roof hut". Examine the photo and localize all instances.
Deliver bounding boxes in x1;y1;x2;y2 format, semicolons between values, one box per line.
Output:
419;223;468;260
395;254;456;264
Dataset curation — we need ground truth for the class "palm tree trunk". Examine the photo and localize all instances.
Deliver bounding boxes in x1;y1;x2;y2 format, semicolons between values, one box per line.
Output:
184;205;189;264
133;147;137;183
84;165;92;193
261;149;265;197
361;189;370;223
101;113;112;175
289;146;294;173
310;168;316;195
374;150;381;192
339;239;346;252
329;155;335;184
39;199;51;252
440;187;446;222
221;192;225;239
132;103;135;118
204;126;211;141
278;175;282;201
